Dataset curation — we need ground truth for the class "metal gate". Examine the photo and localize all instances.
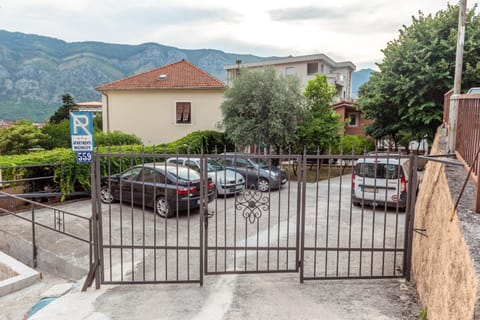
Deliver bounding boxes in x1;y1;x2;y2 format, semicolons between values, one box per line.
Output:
89;151;416;287
300;154;416;281
204;153;302;275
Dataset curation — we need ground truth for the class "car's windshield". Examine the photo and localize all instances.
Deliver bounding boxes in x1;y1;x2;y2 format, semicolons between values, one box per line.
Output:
167;167;200;181
207;159;224;172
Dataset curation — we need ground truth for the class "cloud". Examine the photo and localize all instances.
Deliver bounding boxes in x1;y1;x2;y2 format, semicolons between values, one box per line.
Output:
113;6;244;26
269;6;345;21
268;4;408;35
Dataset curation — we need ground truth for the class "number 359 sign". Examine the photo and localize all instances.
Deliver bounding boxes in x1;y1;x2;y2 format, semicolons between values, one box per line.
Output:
70;112;94;163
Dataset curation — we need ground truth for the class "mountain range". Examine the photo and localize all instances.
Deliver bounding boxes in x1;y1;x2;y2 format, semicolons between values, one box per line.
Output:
0;30;373;122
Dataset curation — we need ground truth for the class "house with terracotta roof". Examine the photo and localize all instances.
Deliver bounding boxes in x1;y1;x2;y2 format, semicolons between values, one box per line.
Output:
96;59;226;145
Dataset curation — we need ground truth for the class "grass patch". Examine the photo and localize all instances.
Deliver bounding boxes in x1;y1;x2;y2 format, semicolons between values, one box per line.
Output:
284;164;352;183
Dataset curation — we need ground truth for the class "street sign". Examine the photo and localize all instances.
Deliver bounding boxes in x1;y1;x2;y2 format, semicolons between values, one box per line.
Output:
70;112;94;162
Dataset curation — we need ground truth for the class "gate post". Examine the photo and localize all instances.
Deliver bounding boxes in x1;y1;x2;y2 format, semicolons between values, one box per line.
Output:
404;154;418;281
199;150;206;287
82;152;101;291
299;152;307;283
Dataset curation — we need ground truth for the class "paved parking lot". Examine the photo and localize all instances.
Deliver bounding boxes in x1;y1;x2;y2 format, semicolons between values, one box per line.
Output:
0;175;420;319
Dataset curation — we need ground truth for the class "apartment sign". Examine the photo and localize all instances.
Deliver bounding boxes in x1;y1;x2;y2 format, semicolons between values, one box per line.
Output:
70;112;94;162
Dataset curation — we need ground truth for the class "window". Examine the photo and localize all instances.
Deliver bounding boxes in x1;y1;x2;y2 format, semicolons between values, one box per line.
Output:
307;62;318;75
354;163;402;179
176;102;191;124
140;168;165;183
185;160;200;171
285;67;295;76
120;167;142;181
347;113;358;127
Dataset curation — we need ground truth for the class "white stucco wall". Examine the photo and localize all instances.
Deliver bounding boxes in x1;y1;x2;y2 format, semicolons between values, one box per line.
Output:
226;60;353;100
101;89;224;145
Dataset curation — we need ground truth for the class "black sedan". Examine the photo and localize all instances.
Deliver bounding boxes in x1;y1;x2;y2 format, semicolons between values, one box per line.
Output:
100;163;215;218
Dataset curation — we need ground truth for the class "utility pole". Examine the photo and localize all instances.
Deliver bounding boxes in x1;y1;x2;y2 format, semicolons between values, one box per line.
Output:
449;0;467;152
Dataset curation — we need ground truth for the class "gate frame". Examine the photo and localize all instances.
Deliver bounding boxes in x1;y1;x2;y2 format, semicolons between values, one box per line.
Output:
202;153;303;276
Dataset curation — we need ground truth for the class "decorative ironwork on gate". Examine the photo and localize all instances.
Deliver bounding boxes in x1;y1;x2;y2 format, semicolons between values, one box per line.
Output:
235;185;270;224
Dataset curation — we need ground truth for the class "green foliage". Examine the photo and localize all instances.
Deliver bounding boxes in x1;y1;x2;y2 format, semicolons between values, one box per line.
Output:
221;67;305;153
332;135;375;155
41;119;71;149
0;148;89;200
95;131;142;146
357;4;480;144
93;114;103;131
49;94;75;124
0;130;233;198
296;74;341;153
166;130;234;154
0;120;48;155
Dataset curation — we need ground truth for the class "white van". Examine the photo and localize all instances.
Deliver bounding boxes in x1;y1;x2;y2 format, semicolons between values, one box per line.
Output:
351;157;411;209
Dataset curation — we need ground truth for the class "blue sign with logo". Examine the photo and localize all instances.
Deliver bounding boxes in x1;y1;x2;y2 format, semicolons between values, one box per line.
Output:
70;112;94;162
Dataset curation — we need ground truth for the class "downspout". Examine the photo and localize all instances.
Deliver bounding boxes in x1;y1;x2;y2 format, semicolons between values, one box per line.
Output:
102;92;110;133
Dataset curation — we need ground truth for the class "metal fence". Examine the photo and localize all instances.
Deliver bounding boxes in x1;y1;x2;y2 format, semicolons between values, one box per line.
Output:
0;163;89;208
89;151;416;287
444;91;480;212
0;191;93;291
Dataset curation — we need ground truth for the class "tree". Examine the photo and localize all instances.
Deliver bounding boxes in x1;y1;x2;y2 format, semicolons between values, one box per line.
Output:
221;67;305;153
49;94;75;124
357;4;480;144
93;114;103;132
41;119;71;149
0;120;48;155
296;74;341;153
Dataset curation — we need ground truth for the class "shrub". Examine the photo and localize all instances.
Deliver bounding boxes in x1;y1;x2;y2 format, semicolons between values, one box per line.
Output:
41;119;71;149
95;131;142;146
332;135;375;155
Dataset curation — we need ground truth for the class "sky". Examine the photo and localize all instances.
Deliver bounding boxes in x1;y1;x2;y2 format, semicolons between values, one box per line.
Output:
0;0;477;69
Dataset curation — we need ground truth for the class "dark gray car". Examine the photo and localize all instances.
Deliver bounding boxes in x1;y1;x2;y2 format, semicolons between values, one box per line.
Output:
218;153;287;192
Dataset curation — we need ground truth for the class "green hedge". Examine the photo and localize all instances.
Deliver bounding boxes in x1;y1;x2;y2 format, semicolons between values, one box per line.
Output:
0;130;234;198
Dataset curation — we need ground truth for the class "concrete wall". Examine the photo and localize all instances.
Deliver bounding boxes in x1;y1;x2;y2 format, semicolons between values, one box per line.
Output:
412;135;477;319
102;88;224;145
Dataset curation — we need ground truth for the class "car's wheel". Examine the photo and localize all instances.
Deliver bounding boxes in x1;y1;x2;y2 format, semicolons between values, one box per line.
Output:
257;178;270;192
100;186;114;204
155;196;172;218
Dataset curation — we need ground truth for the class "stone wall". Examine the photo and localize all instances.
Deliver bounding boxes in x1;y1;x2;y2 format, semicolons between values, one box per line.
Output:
412;134;478;319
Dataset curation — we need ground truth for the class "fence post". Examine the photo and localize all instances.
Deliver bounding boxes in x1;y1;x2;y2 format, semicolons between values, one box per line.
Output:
405;154;418;281
31;203;37;268
448;94;460;153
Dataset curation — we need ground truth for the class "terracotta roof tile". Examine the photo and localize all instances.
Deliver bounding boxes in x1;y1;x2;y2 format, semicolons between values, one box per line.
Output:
96;60;225;91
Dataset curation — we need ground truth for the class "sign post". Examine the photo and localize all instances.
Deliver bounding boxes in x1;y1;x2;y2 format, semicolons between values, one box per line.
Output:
70;112;94;163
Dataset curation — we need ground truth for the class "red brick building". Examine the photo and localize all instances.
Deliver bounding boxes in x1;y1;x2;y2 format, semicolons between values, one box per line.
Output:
332;101;372;136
